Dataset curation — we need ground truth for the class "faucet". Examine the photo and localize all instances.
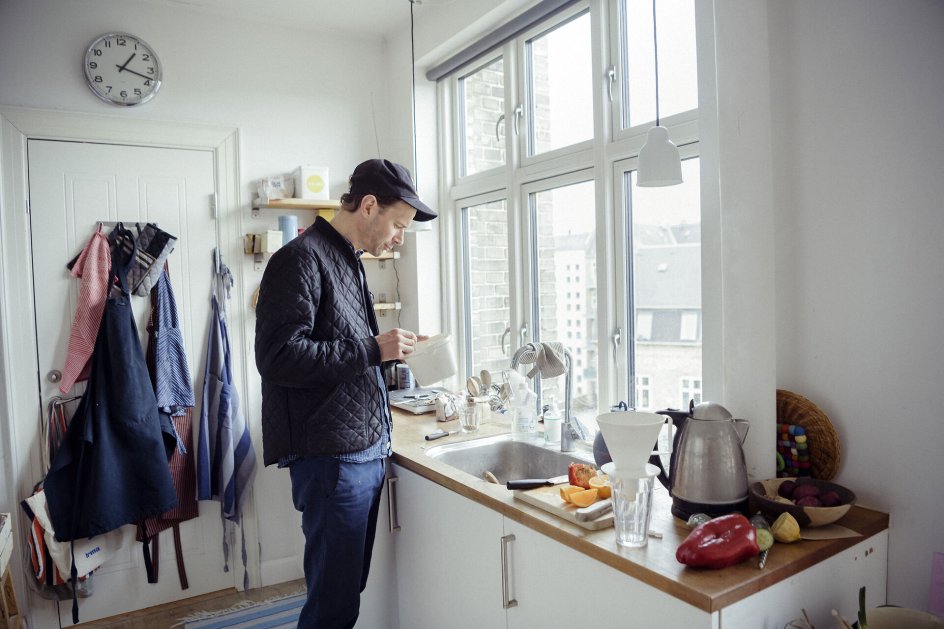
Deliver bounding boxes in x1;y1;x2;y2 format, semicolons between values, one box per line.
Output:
510;344;581;452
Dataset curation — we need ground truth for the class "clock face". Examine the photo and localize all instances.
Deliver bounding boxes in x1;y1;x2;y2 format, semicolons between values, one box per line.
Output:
84;33;162;106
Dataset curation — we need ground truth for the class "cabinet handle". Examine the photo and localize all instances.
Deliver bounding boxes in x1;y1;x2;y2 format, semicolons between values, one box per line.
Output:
500;534;517;609
387;476;401;532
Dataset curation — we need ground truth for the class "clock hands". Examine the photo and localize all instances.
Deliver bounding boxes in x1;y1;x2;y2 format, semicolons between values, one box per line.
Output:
114;53;153;82
116;53;136;73
120;67;155;82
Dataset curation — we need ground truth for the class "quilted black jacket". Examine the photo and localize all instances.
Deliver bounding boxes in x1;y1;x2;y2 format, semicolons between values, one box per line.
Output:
255;217;387;466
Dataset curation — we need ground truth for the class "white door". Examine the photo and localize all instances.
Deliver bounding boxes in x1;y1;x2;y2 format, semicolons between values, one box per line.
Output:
26;139;233;625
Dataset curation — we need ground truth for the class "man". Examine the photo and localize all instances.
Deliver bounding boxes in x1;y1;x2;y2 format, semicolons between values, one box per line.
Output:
255;159;437;628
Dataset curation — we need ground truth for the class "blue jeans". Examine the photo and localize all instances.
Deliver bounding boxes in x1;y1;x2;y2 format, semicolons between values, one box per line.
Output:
289;456;385;629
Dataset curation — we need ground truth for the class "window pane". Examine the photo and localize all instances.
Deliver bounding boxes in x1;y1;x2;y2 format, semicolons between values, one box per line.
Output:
460;58;505;176
621;0;697;129
530;180;597;427
626;158;701;412
527;11;593;155
461;200;511;375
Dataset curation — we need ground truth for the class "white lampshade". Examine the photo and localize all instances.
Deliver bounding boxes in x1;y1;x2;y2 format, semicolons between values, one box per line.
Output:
636;126;683;187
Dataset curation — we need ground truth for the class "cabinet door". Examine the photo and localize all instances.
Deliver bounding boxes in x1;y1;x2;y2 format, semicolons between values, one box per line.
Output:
720;532;888;629
504;521;714;628
358;478;399;629
392;464;507;629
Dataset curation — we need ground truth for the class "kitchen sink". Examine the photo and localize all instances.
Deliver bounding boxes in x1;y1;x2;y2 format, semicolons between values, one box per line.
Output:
425;433;595;483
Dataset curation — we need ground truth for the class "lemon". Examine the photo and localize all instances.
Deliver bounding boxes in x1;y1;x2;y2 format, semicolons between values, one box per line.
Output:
588;475;612;499
771;512;801;543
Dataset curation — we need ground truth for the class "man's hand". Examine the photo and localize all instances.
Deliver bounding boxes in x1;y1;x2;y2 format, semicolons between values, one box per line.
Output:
375;328;421;362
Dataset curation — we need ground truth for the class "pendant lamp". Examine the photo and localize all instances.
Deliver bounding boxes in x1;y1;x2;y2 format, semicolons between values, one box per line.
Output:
636;0;682;187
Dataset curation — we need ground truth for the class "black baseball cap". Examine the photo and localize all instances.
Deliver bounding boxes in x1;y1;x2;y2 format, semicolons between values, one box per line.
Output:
349;159;437;222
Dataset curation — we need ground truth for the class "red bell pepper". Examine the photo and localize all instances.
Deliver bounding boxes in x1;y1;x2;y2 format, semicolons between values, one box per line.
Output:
676;513;760;569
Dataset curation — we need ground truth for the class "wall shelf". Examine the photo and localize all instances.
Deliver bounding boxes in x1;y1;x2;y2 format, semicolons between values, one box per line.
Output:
374;301;401;316
252;197;340;218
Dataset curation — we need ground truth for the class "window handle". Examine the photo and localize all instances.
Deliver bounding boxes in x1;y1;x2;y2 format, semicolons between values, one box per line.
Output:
606;65;616;102
495;114;505;144
500;325;511;356
513;104;523;136
519;322;529;346
612;326;621;362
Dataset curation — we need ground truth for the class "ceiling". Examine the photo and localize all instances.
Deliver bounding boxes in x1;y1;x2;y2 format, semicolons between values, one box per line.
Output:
141;0;432;38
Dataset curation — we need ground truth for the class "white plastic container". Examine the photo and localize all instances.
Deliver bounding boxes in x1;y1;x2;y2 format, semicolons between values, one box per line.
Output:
543;406;562;445
294;166;330;200
403;334;457;386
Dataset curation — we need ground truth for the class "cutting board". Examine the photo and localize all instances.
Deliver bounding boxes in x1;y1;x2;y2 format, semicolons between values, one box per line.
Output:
513;486;614;530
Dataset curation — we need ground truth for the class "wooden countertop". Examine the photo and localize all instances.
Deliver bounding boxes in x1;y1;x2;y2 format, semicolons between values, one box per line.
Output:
389;409;889;613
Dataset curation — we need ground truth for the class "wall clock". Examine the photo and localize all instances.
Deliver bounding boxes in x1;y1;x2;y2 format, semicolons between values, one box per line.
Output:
83;32;162;106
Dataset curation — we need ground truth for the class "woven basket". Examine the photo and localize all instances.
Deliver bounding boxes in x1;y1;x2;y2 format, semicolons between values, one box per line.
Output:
775;389;841;480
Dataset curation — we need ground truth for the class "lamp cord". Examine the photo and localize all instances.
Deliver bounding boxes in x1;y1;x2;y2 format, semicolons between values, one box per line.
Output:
652;0;660;127
410;0;419;183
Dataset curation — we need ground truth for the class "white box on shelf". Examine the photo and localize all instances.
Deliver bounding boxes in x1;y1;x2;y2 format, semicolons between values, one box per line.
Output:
294;166;330;201
253;230;283;254
257;174;294;201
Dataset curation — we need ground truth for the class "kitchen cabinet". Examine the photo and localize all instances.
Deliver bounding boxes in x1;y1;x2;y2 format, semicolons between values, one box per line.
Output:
502;520;708;627
389;463;888;628
388;413;888;628
391;464;506;629
358;478;400;629
390;465;707;627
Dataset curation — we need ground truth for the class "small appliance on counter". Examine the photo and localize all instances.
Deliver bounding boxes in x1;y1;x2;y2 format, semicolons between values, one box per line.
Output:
650;401;751;520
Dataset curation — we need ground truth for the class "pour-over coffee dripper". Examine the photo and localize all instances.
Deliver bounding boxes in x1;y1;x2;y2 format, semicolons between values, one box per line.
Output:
595;412;667;477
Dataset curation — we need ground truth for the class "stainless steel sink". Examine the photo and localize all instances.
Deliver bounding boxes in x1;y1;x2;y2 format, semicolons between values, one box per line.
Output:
425;434;595;483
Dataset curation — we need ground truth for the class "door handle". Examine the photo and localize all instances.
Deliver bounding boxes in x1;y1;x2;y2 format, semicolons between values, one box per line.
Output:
386;476;400;532
500;534;517;609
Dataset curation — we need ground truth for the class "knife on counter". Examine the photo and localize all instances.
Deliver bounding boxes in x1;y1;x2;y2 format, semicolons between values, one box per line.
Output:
506;475;570;490
425;430;460;441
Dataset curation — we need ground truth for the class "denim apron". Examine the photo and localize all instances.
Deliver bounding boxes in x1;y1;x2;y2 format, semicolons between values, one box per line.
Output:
43;225;178;622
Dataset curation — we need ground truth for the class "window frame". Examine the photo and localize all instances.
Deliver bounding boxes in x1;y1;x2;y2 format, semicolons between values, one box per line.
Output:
438;0;704;432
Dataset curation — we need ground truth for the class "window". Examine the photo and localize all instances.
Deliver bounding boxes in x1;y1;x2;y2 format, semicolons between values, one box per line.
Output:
635;375;651;410
680;311;699;341
460;58;505;176
528;179;598;423
441;0;699;437
625;158;702;412
681;377;702;407
460;198;511;376
526;10;593;156
618;0;698;131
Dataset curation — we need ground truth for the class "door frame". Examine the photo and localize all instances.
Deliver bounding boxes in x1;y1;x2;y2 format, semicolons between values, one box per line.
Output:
0;106;259;607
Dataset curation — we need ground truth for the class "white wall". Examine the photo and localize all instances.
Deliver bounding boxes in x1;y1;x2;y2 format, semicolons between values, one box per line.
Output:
768;0;944;611
0;0;400;589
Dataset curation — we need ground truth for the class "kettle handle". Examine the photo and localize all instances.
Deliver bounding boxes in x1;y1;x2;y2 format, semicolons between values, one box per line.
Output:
733;417;750;444
649;450;671;489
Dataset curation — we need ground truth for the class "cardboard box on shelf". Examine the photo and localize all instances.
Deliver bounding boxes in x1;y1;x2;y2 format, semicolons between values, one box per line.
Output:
293;166;330;201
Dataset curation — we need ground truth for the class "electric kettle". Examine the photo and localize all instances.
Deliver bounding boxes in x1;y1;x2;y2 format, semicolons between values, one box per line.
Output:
649;400;750;520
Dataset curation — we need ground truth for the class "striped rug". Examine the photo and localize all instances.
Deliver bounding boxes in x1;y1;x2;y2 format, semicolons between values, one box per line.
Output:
181;592;305;628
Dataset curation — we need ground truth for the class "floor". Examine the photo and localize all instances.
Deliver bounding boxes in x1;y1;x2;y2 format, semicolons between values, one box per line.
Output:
75;579;305;628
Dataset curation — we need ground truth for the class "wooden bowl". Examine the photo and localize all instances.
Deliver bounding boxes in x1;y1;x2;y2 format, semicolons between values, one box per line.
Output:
749;477;855;527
